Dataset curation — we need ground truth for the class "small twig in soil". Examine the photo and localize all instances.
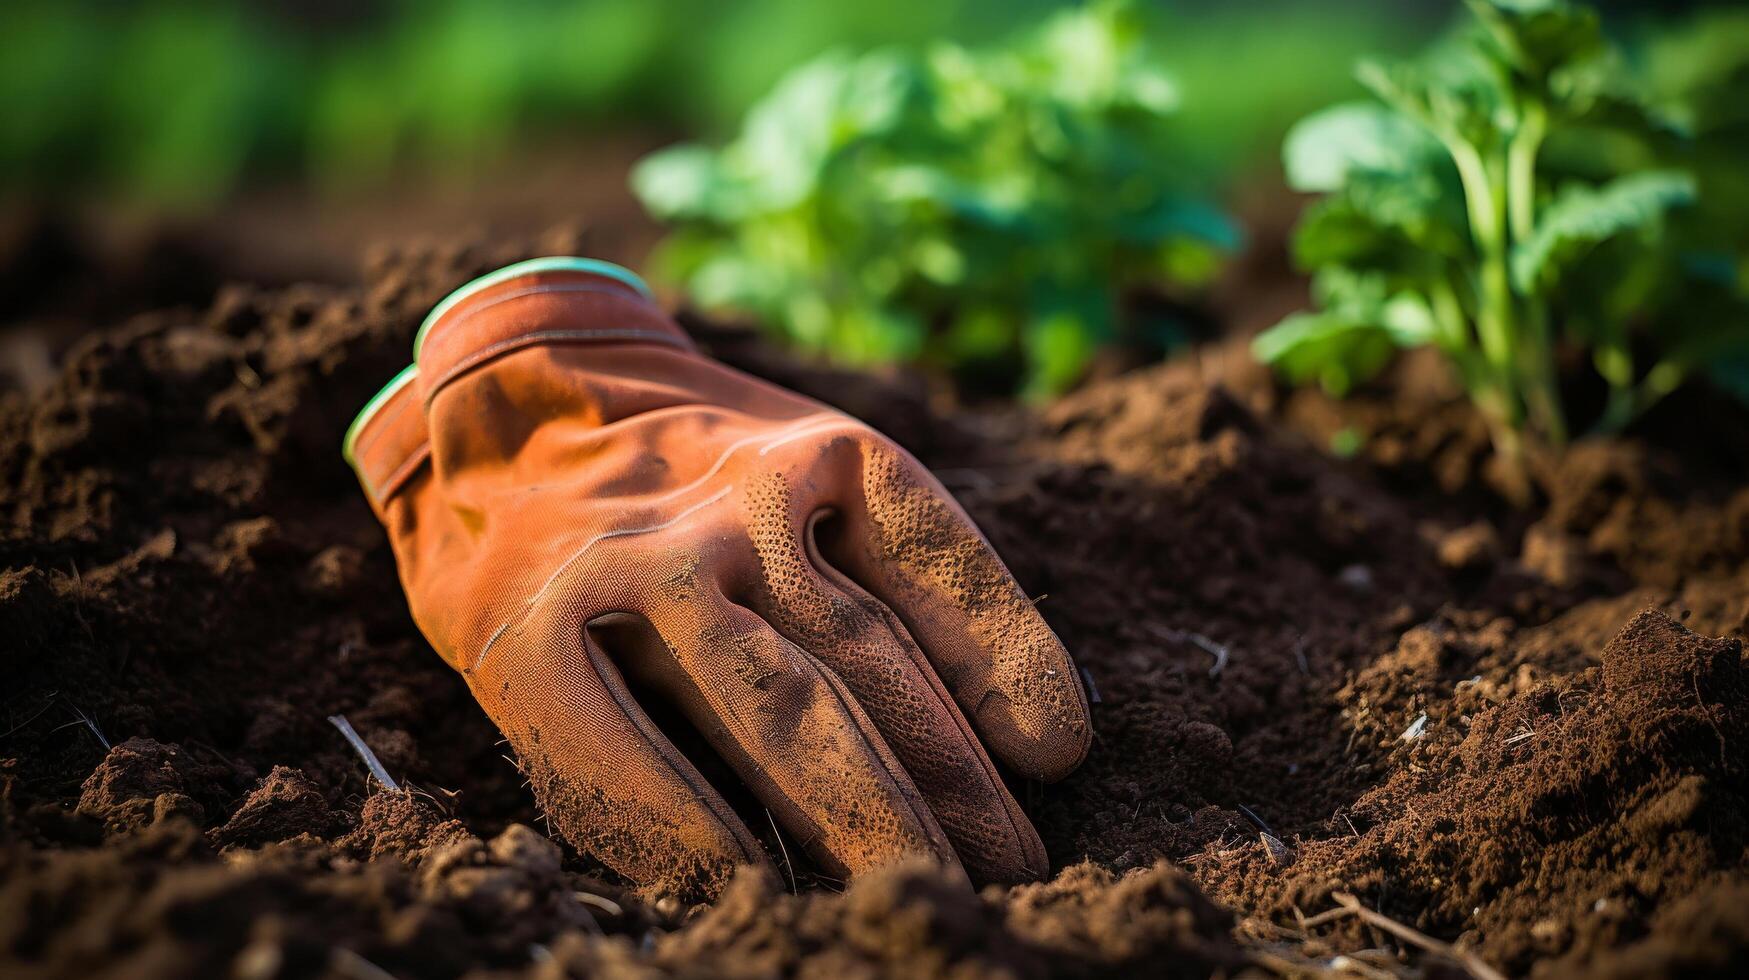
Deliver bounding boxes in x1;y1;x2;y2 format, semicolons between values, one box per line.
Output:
53;703;111;751
1260;832;1295;867
1;690;60;741
1246;945;1350;978
66;560;96;645
1317;892;1508;980
406;783;457;818
1400;712;1428;741
1237;803;1276;837
1235;805;1296;867
765;807;797;895
575;891;623;918
812;871;846;893
424;784;465;813
1296;905;1354;930
1148;625;1231;678
1133;623;1231;679
1329;952;1403;980
1195;635;1229;678
327;714;400;792
1691;669;1728;764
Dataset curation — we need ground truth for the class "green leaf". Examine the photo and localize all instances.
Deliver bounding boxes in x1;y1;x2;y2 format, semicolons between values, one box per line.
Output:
631;143;731;221
1117;198;1243;250
1283;102;1442;193
1379;293;1441;347
1294;180;1466;274
1310;268;1440;348
1252;311;1400;397
1293;197;1393;268
734;49;922;211
1023;310;1098;399
874;164;1031;229
1512;170;1697;291
1354;58;1434;128
1466;0;1603;80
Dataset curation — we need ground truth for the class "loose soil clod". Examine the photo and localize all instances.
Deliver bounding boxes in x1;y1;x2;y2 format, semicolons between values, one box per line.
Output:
3;228;1748;977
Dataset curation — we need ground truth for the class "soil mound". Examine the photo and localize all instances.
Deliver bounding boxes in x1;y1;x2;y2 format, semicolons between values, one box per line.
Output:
624;859;1242;979
1206;609;1748;975
210;766;338;849
75;738;222;836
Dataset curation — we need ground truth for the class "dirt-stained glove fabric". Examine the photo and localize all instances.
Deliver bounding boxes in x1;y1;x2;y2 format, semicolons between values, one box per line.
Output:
345;257;1091;900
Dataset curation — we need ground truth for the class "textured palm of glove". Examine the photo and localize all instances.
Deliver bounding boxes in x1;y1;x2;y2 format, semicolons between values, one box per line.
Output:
346;258;1091;900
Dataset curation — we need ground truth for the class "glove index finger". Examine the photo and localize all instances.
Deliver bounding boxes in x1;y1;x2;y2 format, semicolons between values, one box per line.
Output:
820;439;1092;782
472;607;770;902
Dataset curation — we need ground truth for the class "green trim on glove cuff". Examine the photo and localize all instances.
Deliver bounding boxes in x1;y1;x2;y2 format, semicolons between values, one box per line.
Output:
342;363;419;468
412;256;655;361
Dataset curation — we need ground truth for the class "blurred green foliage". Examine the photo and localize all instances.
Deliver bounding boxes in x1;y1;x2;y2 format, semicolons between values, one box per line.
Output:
635;2;1246;396
11;0;1740;403
1642;8;1749;354
1;0;1413;206
1;0;1037;201
1255;0;1749;452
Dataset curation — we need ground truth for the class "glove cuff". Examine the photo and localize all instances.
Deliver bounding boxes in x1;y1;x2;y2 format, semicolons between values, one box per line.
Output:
343;364;430;515
412;256;695;404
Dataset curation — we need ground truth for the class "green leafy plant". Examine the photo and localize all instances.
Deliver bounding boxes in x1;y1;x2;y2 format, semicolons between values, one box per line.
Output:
1255;0;1749;454
632;1;1239;397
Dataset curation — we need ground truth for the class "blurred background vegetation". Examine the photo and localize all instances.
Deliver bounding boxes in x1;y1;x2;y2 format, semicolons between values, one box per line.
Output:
4;0;1446;204
1;0;1741;400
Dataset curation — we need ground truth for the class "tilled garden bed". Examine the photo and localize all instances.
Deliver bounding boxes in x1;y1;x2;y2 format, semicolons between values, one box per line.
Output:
2;231;1745;977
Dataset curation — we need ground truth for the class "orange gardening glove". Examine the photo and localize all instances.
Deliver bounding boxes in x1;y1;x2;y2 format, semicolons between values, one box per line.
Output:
345;258;1091;900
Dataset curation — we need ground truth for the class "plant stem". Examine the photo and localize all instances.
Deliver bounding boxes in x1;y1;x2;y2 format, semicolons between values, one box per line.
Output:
1505;98;1567;447
1596;385;1637;435
1595;360;1685;434
1522;313;1568;446
1447;135;1523;447
1430;276;1472;354
1506;101;1545;245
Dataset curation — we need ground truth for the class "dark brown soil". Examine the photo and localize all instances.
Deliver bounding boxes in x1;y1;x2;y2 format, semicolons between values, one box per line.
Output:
3;222;1748;978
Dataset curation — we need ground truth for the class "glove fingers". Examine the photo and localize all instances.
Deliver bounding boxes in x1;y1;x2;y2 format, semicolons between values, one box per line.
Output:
745;524;1050;884
819;441;1092;782
611;598;962;883
470;619;768;902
